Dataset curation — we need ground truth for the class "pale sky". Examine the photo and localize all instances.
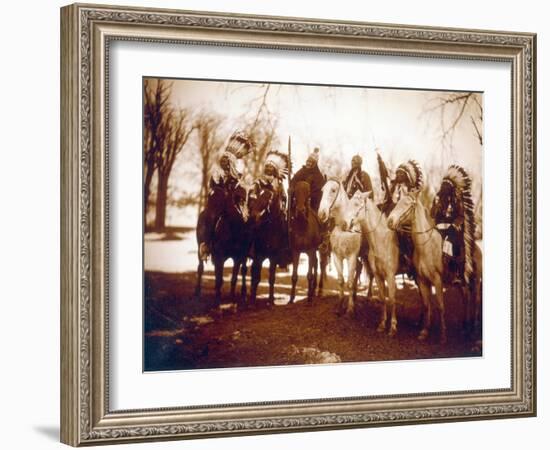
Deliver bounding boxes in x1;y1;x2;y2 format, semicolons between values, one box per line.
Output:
154;78;483;202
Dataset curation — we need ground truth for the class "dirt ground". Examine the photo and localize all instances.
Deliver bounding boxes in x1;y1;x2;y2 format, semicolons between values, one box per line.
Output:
144;264;482;372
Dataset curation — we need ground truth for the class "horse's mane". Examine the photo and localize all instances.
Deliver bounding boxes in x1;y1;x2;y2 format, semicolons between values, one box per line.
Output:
442;165;476;284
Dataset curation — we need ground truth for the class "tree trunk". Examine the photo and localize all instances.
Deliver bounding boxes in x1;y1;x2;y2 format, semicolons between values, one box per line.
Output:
197;183;205;217
154;171;169;231
144;163;155;222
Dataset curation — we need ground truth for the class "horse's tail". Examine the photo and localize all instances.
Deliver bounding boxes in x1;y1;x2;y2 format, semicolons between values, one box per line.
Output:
443;165;477;284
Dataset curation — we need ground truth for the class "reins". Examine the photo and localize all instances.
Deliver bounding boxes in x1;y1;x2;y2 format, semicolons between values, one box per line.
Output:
326;180;341;215
358;198;384;235
393;200;436;246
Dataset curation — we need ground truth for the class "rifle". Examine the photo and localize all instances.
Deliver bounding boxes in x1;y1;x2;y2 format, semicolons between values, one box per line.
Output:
287;136;293;234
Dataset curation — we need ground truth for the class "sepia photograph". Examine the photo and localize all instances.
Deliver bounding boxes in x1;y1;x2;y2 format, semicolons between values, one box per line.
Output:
143;77;483;372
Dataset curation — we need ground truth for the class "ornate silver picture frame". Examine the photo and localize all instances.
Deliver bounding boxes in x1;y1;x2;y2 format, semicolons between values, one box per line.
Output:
61;3;536;446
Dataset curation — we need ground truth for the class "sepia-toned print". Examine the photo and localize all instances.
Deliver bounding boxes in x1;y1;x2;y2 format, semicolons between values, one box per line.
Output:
143;78;483;372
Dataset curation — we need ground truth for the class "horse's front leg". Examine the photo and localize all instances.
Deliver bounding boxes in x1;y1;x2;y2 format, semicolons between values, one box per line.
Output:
268;259;277;306
306;251;317;304
317;250;327;297
333;255;345;315
364;258;374;302
240;258;248;306
249;258;262;307
386;274;398;337
459;283;472;336
354;257;362;301
433;275;447;344
345;256;357;317
194;258;204;299
417;278;433;341
312;252;318;298
375;274;387;332
475;278;482;332
289;252;300;304
213;257;224;308
229;258;239;305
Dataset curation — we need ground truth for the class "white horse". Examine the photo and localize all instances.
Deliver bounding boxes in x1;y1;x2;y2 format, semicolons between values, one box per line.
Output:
387;190;448;343
349;192;401;336
318;179;370;317
388;190;483;343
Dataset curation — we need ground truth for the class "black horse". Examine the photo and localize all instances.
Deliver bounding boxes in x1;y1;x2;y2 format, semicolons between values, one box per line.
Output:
195;184;250;309
288;181;323;304
247;183;290;306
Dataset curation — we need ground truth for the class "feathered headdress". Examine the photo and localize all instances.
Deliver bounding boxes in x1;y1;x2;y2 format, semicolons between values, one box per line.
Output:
225;130;255;159
442;165;472;195
396;160;424;191
441;164;477;284
265;150;290;179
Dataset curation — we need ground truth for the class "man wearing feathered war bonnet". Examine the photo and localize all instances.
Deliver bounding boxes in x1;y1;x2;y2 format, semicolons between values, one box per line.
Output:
343;154;373;200
387;159;424;279
289;147;325;213
250;149;292;268
254;150;289;212
391;160;423;205
430;166;471;285
210;130;254;191
198;130;254;260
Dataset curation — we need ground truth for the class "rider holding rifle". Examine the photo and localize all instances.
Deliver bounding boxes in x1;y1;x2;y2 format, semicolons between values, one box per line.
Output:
289;147;325;213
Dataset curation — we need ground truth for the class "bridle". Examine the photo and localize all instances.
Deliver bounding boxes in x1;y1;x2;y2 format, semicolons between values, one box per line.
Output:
392;194;436;246
326;179;342;216
230;182;250;222
355;197;384;235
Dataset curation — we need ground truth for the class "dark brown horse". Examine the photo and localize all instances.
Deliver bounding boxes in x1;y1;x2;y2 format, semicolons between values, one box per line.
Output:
195;184;250;310
247;182;290;306
289;181;323;304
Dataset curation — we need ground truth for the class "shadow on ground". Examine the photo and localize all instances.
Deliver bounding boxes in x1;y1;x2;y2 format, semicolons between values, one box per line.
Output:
144;267;481;372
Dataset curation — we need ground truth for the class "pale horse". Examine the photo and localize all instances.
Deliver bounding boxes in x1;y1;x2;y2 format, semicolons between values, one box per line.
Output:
387;190;448;344
349;191;401;336
318;179;371;317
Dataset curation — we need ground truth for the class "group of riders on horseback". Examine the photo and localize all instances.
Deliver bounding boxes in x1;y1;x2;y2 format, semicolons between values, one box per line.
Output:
195;128;479;340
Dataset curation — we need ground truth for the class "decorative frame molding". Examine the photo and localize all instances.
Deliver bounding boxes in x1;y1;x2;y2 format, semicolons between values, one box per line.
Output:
61;3;536;446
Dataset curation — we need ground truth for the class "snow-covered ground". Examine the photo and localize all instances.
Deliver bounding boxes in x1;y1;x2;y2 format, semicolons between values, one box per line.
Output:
146;229;348;279
144;229;419;305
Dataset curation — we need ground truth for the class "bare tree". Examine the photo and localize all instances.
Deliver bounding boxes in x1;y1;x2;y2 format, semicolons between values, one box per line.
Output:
245;117;279;181
154;108;194;230
143;79;172;216
424;92;483;159
195;112;224;214
235;84;280;181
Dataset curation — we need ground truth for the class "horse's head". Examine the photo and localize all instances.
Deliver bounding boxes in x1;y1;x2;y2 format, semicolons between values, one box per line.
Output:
208;184;249;224
293;181;310;221
204;186;227;220
387;190;418;230
248;185;275;225
228;183;249;223
318;179;341;223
